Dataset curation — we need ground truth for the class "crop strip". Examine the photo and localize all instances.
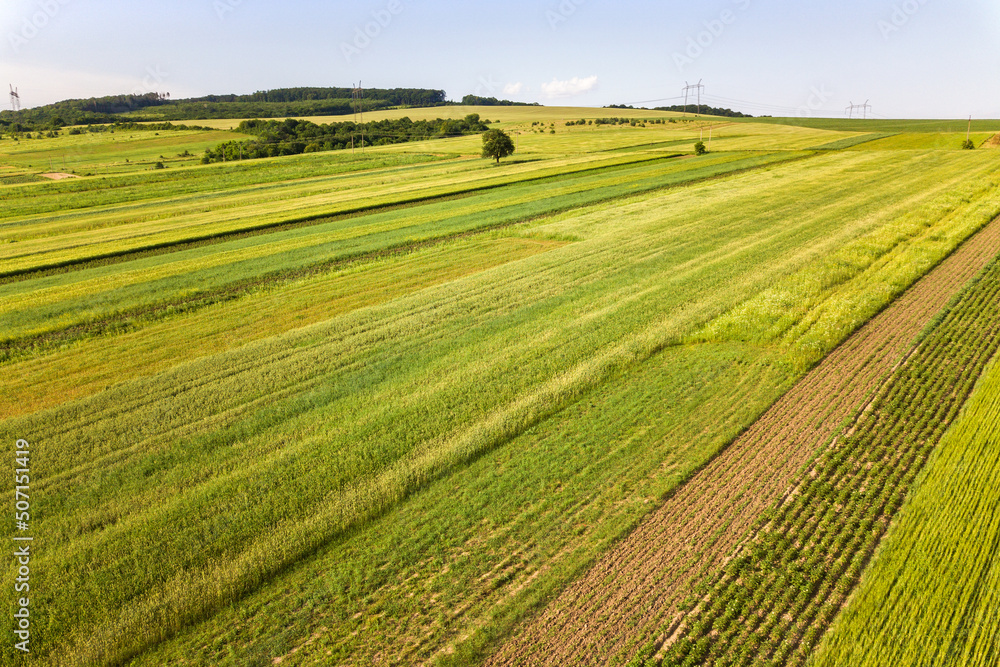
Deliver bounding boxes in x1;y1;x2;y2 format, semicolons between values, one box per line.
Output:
0;150;816;281
487;214;1000;666
808;133;897;151
0;152;807;359
0;153;676;281
655;249;1000;667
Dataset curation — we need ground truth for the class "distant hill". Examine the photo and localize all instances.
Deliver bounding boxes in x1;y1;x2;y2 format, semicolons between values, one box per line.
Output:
605;104;751;118
651;105;751;117
0;87;448;131
460;95;540;107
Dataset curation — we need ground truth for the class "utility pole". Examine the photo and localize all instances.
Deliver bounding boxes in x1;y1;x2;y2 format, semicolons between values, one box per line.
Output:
682;80;705;115
845;100;872;119
967;115;973;142
708;124;713;151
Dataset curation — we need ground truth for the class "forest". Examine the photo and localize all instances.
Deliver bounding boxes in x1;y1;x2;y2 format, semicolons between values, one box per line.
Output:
0;87;447;130
201;113;491;162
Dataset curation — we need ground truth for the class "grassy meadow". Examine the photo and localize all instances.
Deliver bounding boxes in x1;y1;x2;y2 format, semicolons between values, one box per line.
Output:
0;128;243;175
2;107;1000;666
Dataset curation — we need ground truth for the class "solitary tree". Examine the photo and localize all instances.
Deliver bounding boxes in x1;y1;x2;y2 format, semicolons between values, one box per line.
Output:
694;141;708;155
482;128;515;165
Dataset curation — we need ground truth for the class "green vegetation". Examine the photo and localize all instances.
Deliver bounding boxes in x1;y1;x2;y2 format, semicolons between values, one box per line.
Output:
482;128;516;164
2;108;1000;666
653;105;752;118
745;116;1000;133
1;152;802;352
808;132;896;150
0;125;245;175
0;87;447;130
461;95;540;107
813;352;1000;667
202;114;492;163
655;254;1000;667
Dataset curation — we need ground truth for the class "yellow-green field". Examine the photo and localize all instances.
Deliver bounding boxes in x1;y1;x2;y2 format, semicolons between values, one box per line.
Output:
0;128;242;175
2;107;1000;666
190;105;693;130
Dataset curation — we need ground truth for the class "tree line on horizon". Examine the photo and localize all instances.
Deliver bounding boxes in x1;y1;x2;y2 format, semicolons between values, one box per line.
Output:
0;87;449;131
201;114;492;163
605;103;752;118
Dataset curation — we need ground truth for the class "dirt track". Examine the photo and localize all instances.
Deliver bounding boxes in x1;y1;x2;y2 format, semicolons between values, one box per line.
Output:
488;216;1000;666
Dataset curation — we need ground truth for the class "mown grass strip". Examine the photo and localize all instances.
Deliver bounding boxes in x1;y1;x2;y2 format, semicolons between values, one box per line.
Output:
808;133;897;151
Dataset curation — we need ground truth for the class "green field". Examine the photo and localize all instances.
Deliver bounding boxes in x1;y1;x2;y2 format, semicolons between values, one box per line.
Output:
3;108;1000;666
813;338;1000;666
0;128;243;175
657;253;1000;667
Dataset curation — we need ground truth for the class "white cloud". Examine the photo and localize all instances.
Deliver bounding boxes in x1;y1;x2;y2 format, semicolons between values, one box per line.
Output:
503;82;523;96
540;76;598;99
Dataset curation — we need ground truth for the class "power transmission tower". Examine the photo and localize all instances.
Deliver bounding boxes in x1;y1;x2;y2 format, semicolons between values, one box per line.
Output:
9;85;21;112
682;80;705;115
845;100;872;119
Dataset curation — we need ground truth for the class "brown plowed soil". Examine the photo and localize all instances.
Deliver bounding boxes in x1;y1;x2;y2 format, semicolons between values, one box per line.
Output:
488;216;1000;666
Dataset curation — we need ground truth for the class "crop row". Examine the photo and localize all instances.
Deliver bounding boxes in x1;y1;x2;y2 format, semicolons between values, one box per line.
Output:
652;255;1000;667
812;340;1000;666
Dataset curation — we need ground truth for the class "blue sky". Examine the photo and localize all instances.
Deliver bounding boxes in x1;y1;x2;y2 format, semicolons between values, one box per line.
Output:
1;0;998;118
